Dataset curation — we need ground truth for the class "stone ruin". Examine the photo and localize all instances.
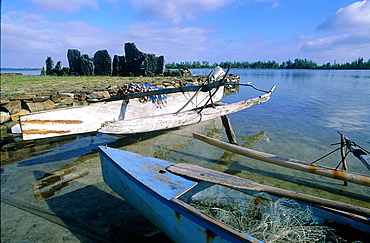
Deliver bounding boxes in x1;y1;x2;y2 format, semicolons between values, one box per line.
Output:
44;42;166;77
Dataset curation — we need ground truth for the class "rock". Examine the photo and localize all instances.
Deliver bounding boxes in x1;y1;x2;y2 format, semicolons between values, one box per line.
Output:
67;49;82;75
42;99;56;110
41;66;46;75
73;100;88;106
80;54;94;76
0;111;10;123
10;124;21;133
25;102;44;112
123;43;165;77
61;67;70;76
113;55;126;76
54;61;63;76
51;94;63;103
46;56;54;75
87;91;110;99
10;109;30;121
0;98;10;105
124;43;146;76
3;100;22;114
32;96;50;102
58;93;75;98
58;97;74;105
164;70;182;77
10;94;36;100
0;124;8;133
94;50;112;76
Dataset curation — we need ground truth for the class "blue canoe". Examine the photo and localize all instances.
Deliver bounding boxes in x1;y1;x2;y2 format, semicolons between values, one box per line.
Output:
98;146;370;243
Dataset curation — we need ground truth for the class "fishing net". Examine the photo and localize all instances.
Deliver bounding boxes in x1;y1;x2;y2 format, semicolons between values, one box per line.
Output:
117;83;167;108
181;183;349;243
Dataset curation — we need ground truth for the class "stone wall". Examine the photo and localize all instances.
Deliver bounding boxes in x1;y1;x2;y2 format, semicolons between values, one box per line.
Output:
45;42;165;77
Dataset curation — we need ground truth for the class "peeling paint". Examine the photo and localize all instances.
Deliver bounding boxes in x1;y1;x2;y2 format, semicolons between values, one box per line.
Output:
23;129;71;135
22;119;83;124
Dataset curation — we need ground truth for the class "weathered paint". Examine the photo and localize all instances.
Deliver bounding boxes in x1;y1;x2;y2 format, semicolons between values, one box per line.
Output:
22;119;83;124
22;129;71;135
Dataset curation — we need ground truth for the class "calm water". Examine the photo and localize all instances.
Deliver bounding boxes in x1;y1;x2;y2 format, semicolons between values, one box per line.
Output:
0;69;41;75
1;69;370;241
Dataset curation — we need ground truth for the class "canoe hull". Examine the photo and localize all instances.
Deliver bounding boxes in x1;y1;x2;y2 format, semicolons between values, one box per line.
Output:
99;146;370;243
19;87;223;140
99;146;261;243
98;92;271;134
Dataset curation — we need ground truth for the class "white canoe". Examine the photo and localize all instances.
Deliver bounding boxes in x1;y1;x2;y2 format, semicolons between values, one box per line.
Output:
19;85;224;140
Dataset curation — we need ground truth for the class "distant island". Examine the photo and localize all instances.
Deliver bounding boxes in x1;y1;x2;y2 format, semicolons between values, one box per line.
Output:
166;57;370;70
1;68;42;70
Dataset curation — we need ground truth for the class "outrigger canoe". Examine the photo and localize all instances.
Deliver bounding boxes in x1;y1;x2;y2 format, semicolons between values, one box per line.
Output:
193;133;370;187
98;146;370;243
98;87;274;135
19;81;225;140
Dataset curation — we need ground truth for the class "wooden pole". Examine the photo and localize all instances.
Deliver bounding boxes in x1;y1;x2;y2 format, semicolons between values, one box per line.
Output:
341;133;348;186
221;115;237;144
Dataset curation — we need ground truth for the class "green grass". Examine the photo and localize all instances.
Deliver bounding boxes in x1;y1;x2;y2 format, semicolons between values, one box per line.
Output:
0;75;183;97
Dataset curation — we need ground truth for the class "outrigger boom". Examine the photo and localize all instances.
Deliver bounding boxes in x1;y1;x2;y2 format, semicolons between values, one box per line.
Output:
193;133;370;187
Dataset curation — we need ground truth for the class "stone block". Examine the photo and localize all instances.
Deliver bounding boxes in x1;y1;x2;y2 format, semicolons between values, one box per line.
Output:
10;109;30;121
0;111;10;123
25;102;44;112
33;96;51;102
3;100;22;114
59;97;74;105
42;100;56;110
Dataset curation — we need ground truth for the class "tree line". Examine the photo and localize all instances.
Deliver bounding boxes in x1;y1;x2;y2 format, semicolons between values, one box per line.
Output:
165;57;370;70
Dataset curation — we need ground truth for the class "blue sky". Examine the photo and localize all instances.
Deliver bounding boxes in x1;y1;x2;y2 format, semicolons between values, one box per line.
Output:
1;0;370;68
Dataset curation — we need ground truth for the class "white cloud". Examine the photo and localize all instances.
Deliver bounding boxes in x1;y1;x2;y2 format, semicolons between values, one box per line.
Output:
28;0;99;13
129;0;231;24
0;10;217;67
317;0;370;32
300;1;370;64
0;11;120;68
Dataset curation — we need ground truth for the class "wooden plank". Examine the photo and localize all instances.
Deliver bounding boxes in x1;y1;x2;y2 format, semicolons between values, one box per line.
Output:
167;163;370;218
193;133;370;187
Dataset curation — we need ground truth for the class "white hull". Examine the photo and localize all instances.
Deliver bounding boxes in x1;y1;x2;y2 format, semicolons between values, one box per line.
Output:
20;87;224;140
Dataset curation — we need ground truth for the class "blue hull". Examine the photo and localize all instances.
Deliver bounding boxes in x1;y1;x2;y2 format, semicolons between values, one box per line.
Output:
98;146;370;242
99;146;262;243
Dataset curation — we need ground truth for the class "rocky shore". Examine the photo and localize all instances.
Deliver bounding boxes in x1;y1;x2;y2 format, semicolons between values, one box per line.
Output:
0;73;240;147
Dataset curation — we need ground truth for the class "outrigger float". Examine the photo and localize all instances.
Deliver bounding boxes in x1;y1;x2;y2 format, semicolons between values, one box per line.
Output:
193;132;370;187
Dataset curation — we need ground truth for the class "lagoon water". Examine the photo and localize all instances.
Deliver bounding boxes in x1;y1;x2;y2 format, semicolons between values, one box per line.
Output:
1;69;370;241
